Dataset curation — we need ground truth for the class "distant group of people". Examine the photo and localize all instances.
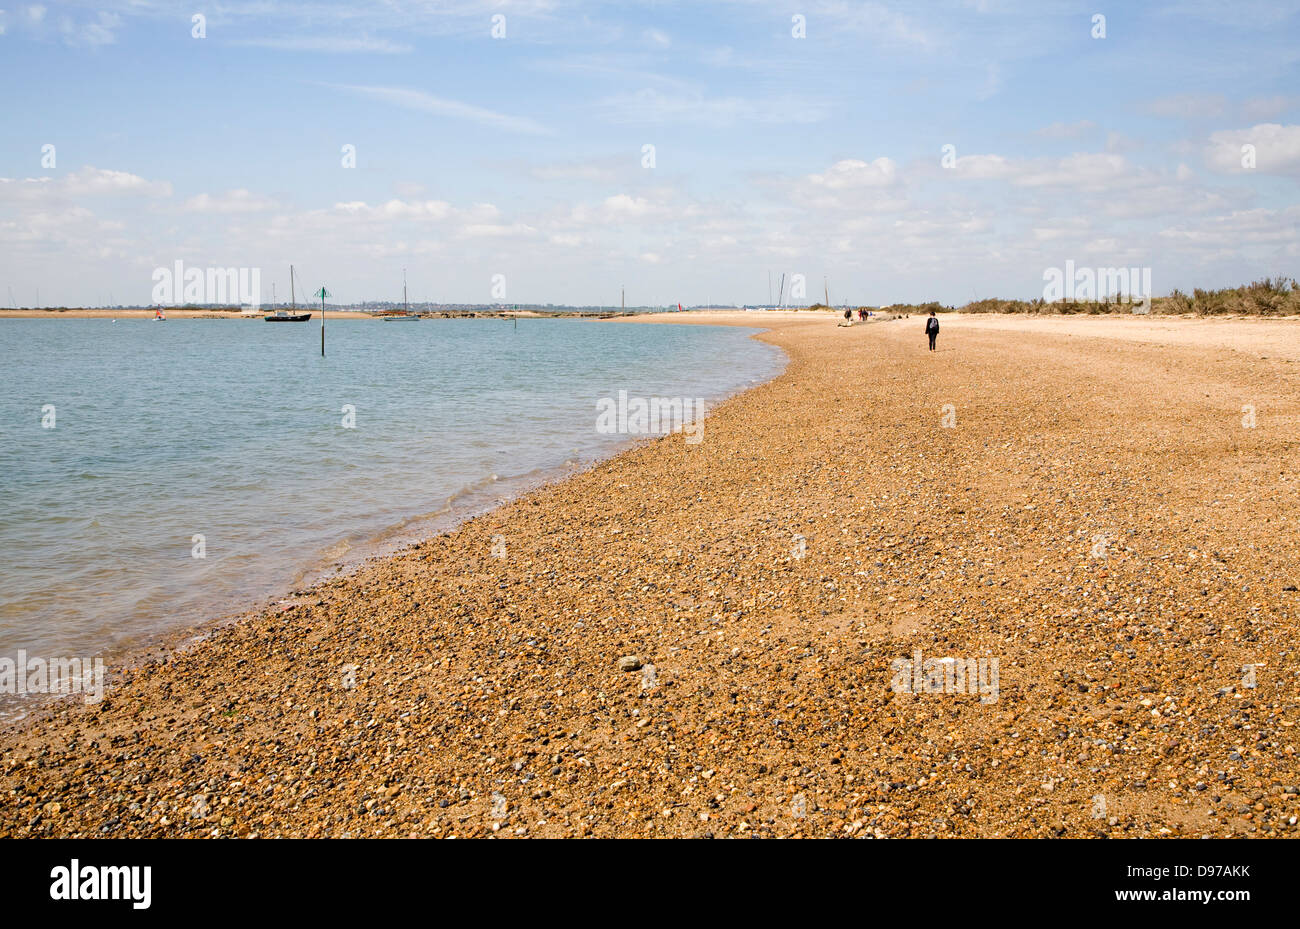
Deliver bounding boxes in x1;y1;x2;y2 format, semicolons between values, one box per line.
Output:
840;307;941;351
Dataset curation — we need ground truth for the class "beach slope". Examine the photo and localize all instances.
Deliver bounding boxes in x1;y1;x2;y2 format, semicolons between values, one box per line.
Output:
3;312;1297;838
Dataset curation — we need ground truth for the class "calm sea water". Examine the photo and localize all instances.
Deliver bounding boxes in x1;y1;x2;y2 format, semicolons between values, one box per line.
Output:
0;318;782;700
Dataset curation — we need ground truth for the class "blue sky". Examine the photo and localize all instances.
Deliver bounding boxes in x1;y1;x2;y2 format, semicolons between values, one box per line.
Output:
1;0;1298;307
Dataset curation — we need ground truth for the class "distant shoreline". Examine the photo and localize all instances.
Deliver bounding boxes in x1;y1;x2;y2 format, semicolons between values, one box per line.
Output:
0;308;620;320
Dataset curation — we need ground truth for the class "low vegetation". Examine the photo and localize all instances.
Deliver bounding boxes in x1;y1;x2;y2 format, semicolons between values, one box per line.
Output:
809;277;1299;317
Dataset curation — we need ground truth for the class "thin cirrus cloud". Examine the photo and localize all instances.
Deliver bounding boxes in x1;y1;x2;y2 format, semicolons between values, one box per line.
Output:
809;0;936;49
1142;93;1229;119
1241;96;1297;121
327;84;553;135
230;36;413;54
598;87;831;126
1034;120;1098;139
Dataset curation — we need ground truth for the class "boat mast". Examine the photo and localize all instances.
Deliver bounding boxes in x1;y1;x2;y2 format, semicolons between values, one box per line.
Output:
403;268;408;313
290;265;296;309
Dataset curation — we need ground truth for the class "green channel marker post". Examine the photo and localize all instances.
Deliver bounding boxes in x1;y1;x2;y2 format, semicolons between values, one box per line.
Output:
315;286;330;356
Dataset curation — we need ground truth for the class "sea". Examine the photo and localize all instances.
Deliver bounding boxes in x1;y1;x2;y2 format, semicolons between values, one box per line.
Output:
0;317;783;718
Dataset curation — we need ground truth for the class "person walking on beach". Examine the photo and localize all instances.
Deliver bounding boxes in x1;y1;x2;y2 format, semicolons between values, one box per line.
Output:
925;310;940;351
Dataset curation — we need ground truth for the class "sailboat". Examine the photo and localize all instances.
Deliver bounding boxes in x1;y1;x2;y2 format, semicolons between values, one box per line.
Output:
381;269;420;320
265;265;312;321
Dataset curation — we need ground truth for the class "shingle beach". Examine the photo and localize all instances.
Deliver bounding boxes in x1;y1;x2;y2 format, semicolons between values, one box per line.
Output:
3;312;1297;838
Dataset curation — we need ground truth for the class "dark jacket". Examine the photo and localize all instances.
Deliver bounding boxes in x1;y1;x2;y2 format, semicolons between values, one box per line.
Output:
925;317;939;333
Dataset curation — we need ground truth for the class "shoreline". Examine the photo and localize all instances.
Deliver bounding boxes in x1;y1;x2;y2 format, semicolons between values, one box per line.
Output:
0;321;788;730
2;312;1297;838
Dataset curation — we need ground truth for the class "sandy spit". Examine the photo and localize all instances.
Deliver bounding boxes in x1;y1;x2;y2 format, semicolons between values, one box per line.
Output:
2;312;1298;838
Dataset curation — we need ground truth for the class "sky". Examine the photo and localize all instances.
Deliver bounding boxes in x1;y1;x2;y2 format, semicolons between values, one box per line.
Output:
0;0;1298;308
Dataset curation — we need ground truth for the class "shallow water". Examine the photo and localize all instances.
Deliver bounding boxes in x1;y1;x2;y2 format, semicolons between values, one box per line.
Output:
0;317;782;711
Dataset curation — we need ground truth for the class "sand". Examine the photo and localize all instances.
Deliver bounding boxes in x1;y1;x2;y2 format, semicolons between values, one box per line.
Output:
2;312;1297;838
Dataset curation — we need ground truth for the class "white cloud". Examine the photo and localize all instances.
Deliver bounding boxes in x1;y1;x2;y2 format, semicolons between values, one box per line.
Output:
332;199;454;221
184;189;279;214
1206;123;1300;175
60;11;119;46
0;167;171;200
1159;205;1300;248
568;194;670;226
807;158;897;189
458;222;537;239
1015;153;1129;189
231;36;411;54
1031;219;1090;241
950;154;1014;179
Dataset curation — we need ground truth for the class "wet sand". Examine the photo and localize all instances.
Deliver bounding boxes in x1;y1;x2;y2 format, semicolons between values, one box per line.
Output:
2;312;1297;838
